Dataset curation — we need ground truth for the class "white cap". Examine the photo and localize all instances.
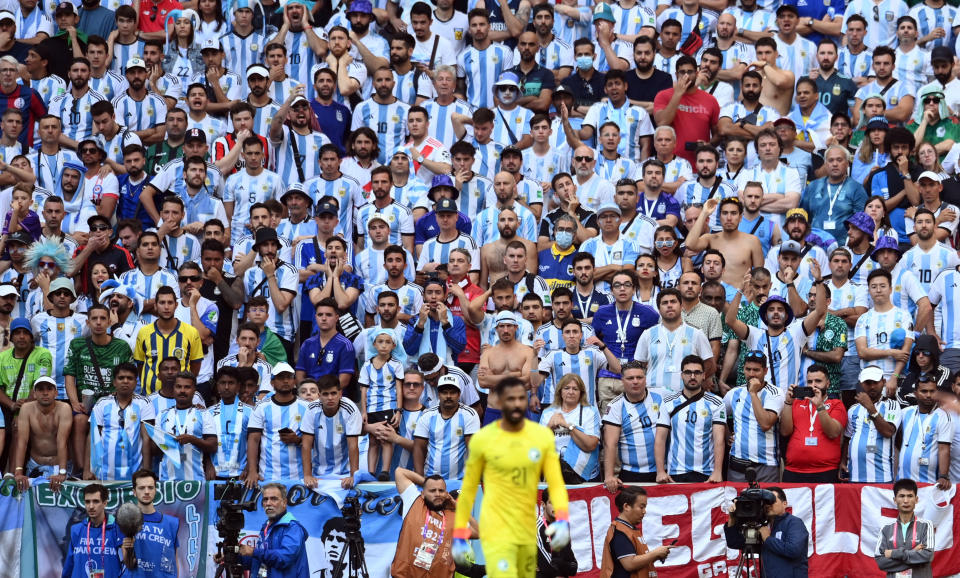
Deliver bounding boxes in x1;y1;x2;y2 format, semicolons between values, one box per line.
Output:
246;65;270;79
271;362;295;377
0;10;16;22
125;57;147;71
437;374;461;391
367;212;389;228
0;285;17;298
917;170;942;183
858;365;884;382
291;95;308;106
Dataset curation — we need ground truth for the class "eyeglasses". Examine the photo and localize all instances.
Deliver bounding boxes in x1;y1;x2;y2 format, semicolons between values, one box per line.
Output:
574;155;594;162
611;281;634;289
90;225;112;232
179;275;202;282
38;261;58;269
682;370;704;376
924;97;941;105
872;4;879;20
498;87;517;93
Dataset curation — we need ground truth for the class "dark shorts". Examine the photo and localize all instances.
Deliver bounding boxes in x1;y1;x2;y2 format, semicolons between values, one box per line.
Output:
367;409;397;425
619;469;657;483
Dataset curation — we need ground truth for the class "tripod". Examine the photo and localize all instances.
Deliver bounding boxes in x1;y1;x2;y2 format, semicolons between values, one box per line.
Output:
332;530;369;578
732;544;763;578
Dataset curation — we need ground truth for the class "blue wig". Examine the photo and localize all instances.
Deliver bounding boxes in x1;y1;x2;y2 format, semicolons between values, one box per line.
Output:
25;236;74;276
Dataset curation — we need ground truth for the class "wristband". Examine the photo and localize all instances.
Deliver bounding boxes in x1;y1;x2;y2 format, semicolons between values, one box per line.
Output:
452;527;472;540
939;474;949;480
553;509;569;522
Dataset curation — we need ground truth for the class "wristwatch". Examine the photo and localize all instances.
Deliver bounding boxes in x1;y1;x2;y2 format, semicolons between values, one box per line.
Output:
869;411;880;420
416;154;425;163
58;468;67;475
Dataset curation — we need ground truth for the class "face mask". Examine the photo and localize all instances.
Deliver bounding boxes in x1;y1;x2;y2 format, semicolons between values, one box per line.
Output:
576;56;593;70
655;239;675;249
555;230;574;249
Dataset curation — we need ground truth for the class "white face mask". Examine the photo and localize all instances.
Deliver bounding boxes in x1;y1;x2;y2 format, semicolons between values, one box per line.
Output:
497;87;518;105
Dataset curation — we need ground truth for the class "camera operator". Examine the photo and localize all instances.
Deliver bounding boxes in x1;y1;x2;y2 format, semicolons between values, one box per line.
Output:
724;487;809;577
215;482;309;578
599;487;674;578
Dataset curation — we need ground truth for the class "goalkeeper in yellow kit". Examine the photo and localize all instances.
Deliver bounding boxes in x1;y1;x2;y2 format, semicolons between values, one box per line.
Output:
452;377;571;578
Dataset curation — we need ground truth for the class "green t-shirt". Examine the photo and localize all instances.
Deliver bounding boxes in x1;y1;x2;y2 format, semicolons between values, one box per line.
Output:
145;141;184;175
906;116;960;153
811;314;848;396
0;346;54;400
63;337;134;398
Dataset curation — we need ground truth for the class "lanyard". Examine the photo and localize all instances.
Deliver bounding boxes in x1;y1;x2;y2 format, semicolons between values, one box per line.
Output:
663;325;681;358
262;521;271;542
173;408;193;436
893;518;917;549
808;401;818;433
576;291;594;318
86;520;106;569
615;306;631;345
641;195;658;218
914;410;936;450
825;181;845;217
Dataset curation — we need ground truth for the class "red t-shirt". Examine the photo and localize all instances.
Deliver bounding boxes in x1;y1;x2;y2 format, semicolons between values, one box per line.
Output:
139;0;183;33
784;399;849;473
653;88;720;165
447;277;483;364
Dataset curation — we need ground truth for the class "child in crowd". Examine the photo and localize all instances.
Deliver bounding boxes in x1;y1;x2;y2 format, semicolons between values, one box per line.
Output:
359;328;404;481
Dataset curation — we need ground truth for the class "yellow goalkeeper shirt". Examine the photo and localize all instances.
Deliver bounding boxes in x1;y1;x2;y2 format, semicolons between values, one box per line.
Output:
454;419;569;546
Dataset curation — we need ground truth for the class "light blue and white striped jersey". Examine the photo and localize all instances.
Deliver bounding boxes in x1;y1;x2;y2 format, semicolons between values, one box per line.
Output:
596;153;641;185
854;306;914;376
412;404;481;479
271;126;332;183
189;71;244;103
914;3;956;49
838;46;874;80
657;390;726;476
216;355;274;394
654;52;680;76
611;2;656;36
827;279;869;356
712;41;756;75
724;383;783;466
31;75;66;107
187;113;228;146
471;203;538;245
583;101;654;161
456;175;495;222
745;323;808;390
845;399;902;483
491;105;533;147
457;44;514;110
894;45;932;87
573;174;617;212
351;98;410;164
775;35;817;84
31;312;87;399
248;101;281;137
677;178;739;230
537;347;606;405
159;233;202;270
356;201;414;245
15;5;54;40
89;72;127;103
251;396;311;481
768;275;814;306
149;73;183;104
517;177;545;208
96;125;142;165
147;392;207;416
394;178;432;211
579;236;642;292
90;394;154;481
735;163;804;227
151;159;226;203
48;89;106;142
602;391;662;474
283;29;327;98
842;0;908;49
540;404;601;480
206;399;253;477
479;313;536;350
510;38;575;73
900;243;960;292
243;262;300;341
111;92;168;133
470;139;504;181
223;169;285;234
391;68;431;105
929;267;960;348
522;148;570;189
232;234;293;265
358;358;403;412
595;38;633;73
842;244;880;286
854;78;916;111
552;1;592;46
110;40;146;75
390;405;424;472
423;99;473;150
119;267;180;324
725;6;775;34
268;77;301;104
719;101;781;126
418;233;480;271
156;406;216;481
887;264;926;317
658;7;717;44
303;172;367;241
1;268;34;317
300;397;363;476
276;218;317;244
353;247;417;288
360;281;423;319
534;321;596;356
898;406;952;484
634;323;713;395
220;31;267;80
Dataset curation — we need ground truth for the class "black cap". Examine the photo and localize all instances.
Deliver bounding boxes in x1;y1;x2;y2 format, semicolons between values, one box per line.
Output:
253;227;279;250
184;128;207;144
776;4;799;16
315;200;338;216
6;230;32;246
501;145;522;158
435;198;458;213
932;46;955;63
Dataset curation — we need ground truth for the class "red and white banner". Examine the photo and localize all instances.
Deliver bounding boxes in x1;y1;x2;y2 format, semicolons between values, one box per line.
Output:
565;483;960;578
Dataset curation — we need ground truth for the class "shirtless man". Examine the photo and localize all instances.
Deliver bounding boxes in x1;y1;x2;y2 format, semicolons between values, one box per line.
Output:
751;37;795;115
11;377;72;492
684;197;764;287
477;311;537;424
479;209;538;287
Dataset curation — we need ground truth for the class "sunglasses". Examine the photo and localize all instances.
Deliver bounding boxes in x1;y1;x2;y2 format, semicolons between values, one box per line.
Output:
38;261;58;269
924;97;941;105
745;349;766;361
80;147;100;154
90;225;112;232
682;370;704;376
574;156;594;162
179;275;202;282
916;349;932;356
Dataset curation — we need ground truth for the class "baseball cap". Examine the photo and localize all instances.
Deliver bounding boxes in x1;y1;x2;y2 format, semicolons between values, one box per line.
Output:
858;365;884;382
553;84;573;98
494;310;518;326
778;239;803;255
932;46;955;63
125;57;147;71
437;374;461;391
200;38;223;52
494;71;520;88
592;3;615;22
315;200;339;216
0;284;17;298
34;376;56;389
246;65;270;79
47;277;77;298
501;145;522;158
865;116;890;131
184;128;207;144
775;4;799;16
596;203;621;217
773;117;797;130
55;2;77;16
435;198;458;213
367;212;389;228
6;231;32;246
291;95;309;106
917;171;942;183
785;208;808;222
0;10;15;23
271;362;295;377
10;317;30;333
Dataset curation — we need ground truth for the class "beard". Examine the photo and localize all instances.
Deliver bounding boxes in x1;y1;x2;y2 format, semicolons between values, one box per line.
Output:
742;89;761;102
352;21;369;35
425;498;446;512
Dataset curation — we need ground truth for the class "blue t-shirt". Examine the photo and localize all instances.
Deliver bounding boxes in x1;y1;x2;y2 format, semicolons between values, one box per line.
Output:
295;332;356;380
310;100;352;154
301;270;365;323
116;173;154;230
637;193;681;223
591;302;659;377
414;210;473;245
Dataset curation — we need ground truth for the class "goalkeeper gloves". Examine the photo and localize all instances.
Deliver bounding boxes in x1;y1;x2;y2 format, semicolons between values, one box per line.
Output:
546;515;570;549
452;528;472;566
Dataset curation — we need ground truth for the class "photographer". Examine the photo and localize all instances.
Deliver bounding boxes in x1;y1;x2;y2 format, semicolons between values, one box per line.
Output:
599;487;673;578
724;487;809;577
780;365;847;483
220;483;309;578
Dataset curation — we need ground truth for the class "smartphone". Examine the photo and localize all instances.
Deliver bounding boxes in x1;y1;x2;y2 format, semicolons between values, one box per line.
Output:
684;142;698;151
793;386;815;399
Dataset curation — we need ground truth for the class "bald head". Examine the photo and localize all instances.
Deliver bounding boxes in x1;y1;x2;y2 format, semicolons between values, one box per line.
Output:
493;171;517;202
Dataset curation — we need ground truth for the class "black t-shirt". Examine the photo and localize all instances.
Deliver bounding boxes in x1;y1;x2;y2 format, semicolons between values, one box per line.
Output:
538;205;599;239
815;72;859;117
609;527;638;578
0;42;29;64
510;63;556;98
562;71;606;109
626;68;674;105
